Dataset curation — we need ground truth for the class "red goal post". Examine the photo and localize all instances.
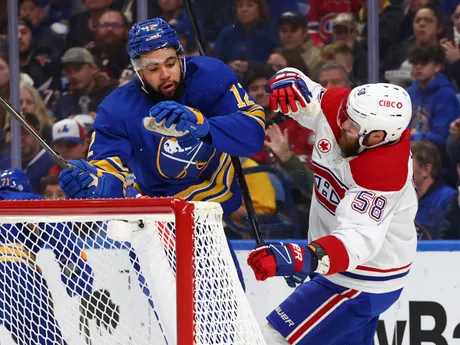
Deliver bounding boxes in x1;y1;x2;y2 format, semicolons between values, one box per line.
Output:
0;198;266;345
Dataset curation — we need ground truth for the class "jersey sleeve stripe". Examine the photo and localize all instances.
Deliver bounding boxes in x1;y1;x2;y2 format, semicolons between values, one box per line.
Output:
241;111;265;129
313;235;350;275
204;159;235;204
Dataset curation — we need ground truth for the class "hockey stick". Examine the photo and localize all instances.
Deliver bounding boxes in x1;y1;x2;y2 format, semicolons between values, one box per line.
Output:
183;0;265;244
0;96;70;169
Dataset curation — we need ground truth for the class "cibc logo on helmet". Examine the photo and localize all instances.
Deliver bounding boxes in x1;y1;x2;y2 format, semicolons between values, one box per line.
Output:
379;100;403;109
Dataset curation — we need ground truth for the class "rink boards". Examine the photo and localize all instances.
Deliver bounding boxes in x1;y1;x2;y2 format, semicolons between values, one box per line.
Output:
0;240;458;345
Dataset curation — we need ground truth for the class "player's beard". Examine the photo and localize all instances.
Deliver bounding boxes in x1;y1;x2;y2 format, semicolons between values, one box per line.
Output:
338;131;360;158
144;79;185;103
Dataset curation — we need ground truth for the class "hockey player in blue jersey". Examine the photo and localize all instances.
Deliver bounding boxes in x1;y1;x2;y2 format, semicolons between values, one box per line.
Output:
0;169;94;345
58;17;265;212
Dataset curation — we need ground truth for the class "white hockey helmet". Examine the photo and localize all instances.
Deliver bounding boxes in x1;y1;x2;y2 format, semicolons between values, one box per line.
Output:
337;83;412;148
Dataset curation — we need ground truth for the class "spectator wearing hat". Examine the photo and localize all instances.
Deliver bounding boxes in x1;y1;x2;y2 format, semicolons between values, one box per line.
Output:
277;11;322;79
48;118;90;176
213;0;280;78
53;47;117;121
18;17;58;90
88;9;131;81
0;112;54;194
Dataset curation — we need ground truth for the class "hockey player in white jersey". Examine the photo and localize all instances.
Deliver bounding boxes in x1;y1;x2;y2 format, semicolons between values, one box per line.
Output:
248;68;418;345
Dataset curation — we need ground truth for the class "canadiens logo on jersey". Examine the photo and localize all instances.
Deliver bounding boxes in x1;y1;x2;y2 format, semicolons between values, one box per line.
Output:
157;137;214;179
313;161;348;214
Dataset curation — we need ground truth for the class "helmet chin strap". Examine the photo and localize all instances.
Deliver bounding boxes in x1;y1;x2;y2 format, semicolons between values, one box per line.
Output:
357;134;390;154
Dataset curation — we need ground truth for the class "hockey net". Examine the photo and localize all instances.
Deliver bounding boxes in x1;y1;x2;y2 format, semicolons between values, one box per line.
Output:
0;198;266;345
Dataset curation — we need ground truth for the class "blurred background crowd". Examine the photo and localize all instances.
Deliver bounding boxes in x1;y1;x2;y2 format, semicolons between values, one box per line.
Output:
1;0;460;241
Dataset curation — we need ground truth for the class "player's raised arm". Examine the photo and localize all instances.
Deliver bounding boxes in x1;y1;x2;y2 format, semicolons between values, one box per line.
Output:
265;67;326;132
58;105;131;199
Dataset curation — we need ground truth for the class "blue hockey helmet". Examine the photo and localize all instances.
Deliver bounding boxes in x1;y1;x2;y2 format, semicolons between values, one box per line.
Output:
0;169;33;193
127;18;184;63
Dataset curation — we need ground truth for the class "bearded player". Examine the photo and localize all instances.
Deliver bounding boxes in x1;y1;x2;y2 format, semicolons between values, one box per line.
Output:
247;69;417;345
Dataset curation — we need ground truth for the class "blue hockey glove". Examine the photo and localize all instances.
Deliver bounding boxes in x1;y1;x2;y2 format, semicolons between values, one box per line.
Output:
149;101;209;139
55;249;94;297
58;160;111;199
266;70;312;114
247;242;312;288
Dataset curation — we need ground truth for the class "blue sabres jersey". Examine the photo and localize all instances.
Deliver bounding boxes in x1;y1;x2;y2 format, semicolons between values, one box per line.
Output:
88;56;265;213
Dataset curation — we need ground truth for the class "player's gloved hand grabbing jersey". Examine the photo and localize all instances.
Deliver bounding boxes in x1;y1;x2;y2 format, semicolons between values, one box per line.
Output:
248;242;314;288
149;101;210;145
266;70;312;114
59;160;111;199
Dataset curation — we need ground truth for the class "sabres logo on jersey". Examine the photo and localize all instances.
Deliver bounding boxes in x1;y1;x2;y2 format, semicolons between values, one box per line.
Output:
156;137;214;180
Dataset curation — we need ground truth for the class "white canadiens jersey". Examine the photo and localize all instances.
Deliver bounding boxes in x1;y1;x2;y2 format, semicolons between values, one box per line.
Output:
292;81;418;294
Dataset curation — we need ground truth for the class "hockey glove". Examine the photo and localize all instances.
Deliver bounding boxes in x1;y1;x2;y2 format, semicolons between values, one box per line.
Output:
149;101;209;140
54;248;94;297
248;242;312;288
59;160;111;199
266;70;312;114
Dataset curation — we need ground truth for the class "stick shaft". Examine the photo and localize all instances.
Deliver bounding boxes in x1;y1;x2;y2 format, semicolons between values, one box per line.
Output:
0;97;69;169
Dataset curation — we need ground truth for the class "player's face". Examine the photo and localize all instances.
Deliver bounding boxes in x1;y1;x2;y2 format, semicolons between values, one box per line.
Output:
44;184;67;200
338;130;360;158
138;47;182;99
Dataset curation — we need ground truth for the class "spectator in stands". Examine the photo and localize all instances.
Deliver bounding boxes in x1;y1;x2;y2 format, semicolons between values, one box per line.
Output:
321;42;355;78
247;66;314;166
318;62;352;89
41;174;66;200
0;112;54;194
412;141;456;239
264;123;313;202
19;0;67;60
307;0;360;46
67;0;114;48
213;0;280;78
387;6;443;71
397;0;432;43
89;9;131;81
20;84;53;142
53;47;116;121
49;119;89;176
18;17;57;90
70;113;95;138
331;13;367;85
0;53;9;146
267;47;309;75
358;0;404;79
407;44;459;150
277;11;322;79
440;5;460;88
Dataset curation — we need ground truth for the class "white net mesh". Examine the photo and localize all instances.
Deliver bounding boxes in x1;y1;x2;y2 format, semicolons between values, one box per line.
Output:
0;199;266;345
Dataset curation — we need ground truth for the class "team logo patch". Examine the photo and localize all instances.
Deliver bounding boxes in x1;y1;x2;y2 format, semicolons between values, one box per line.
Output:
313;161;348;215
317;139;332;153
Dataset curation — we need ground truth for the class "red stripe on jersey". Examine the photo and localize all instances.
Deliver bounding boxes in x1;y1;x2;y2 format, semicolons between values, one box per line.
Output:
313;235;349;275
356;262;412;273
287;289;360;344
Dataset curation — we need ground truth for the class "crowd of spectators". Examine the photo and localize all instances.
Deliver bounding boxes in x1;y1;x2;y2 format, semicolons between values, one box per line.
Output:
1;0;460;240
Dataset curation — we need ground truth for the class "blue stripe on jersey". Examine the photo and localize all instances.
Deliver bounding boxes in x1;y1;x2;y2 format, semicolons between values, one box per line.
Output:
339;270;410;282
